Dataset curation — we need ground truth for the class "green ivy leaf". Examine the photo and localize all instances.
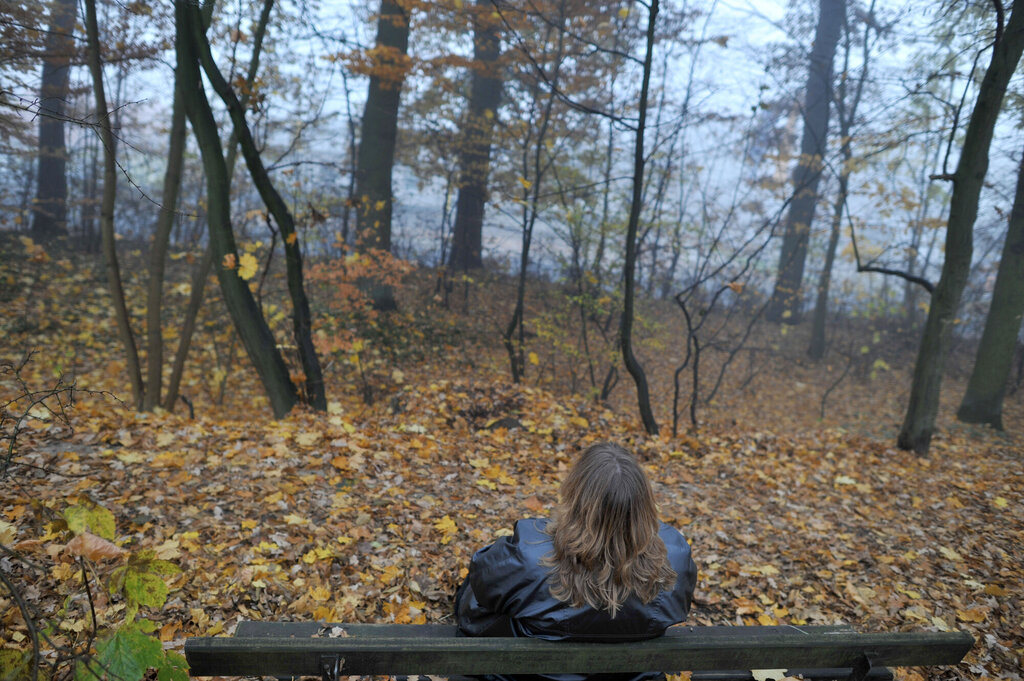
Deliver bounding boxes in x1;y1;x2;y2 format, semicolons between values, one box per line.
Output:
92;630;163;681
157;651;190;681
125;570;169;608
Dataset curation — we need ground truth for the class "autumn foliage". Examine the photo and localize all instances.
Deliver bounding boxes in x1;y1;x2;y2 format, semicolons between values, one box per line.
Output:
1;243;1022;681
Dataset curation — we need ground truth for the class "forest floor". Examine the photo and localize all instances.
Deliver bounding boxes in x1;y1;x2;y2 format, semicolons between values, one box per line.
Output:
1;245;1022;681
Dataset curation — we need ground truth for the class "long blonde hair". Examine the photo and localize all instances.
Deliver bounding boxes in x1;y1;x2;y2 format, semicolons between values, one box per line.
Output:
543;442;676;617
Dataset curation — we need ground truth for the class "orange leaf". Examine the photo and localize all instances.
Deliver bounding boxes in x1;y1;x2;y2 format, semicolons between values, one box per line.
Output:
523;495;545;513
222;253;237;270
66;532;124;561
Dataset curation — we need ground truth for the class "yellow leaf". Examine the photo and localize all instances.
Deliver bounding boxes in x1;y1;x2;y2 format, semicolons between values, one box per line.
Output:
0;520;17;545
938;546;962;562
469;457;489;468
286;232;298;245
569;416;589;428
433;515;458;544
992;497;1008;508
238;253;259;280
222;253;237;270
983;584;1009;597
284;513;308;525
757;613;777;626
834;475;857;486
476;478;497;490
528;352;539;365
518;176;532;190
155;432;175;448
295;431;322;447
956;607;988;623
309;586;331;602
618;7;629;18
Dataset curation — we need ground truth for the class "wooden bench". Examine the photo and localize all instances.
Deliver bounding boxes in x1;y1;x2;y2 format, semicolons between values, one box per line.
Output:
184;621;972;681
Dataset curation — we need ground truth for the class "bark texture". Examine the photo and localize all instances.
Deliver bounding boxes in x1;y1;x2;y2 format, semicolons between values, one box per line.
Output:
31;0;77;243
449;0;503;272
176;1;297;418
956;143;1024;429
85;0;144;408
766;0;845;323
355;0;411;254
898;5;1024;452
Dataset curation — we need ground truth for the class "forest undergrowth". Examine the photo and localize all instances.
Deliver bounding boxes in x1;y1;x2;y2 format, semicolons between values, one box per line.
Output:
1;246;1021;681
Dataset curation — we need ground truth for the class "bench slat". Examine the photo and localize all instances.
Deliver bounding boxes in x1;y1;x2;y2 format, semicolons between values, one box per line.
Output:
184;625;972;677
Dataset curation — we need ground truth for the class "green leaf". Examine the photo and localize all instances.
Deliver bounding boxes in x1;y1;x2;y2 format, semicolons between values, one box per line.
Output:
93;630;163;681
63;503;116;540
125;570;169;608
0;649;31;681
148;559;182;576
157;651;190;681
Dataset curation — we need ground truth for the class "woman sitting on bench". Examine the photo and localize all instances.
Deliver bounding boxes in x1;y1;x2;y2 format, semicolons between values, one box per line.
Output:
455;441;698;681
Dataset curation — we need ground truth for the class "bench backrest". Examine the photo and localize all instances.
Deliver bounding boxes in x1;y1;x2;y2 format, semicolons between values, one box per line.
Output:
184;622;973;677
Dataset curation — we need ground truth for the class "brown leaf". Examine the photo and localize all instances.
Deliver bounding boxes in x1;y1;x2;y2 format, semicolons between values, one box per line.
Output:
65;532;124;561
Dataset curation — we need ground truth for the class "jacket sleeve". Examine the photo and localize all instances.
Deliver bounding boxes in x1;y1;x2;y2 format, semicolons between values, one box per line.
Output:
455;521;533;637
657;523;698;625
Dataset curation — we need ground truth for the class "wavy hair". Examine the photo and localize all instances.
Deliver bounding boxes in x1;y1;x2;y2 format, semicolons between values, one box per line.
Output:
542;442;676;617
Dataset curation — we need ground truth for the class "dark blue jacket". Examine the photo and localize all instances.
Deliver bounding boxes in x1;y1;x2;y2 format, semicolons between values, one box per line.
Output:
455;517;697;681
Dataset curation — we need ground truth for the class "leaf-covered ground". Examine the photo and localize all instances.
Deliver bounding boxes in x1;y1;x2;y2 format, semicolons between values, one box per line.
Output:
1;248;1022;680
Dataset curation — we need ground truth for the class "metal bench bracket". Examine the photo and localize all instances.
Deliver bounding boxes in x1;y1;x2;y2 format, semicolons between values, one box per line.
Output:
320;654;344;681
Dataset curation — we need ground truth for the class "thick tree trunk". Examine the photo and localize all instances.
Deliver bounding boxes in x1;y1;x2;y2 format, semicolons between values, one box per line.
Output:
898;5;1024;453
957;144;1024;429
449;0;503;272
621;0;659;435
189;0;326;412
143;84;187;411
765;0;845;323
31;0;77;243
176;1;297;418
85;0;144;409
355;0;410;254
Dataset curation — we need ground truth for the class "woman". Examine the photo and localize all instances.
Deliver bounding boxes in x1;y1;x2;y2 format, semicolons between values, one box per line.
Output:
454;442;698;681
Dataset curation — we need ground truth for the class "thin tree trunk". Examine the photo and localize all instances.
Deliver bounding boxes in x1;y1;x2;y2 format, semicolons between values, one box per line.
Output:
621;0;660;435
143;84;187;411
957;143;1024;429
177;0;297;418
809;2;872;359
31;0;77;244
766;0;845;323
85;0;144;409
189;0;326;411
449;0;503;272
898;4;1024;453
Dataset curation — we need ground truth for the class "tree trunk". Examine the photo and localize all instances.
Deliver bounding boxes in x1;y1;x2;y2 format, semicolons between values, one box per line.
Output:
957;143;1024;429
163;0;266;413
176;0;297;418
621;0;659;436
765;0;845;323
189;0;326;412
31;0;77;243
85;0;144;409
355;0;411;254
143;83;187;411
898;5;1024;453
449;0;503;272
